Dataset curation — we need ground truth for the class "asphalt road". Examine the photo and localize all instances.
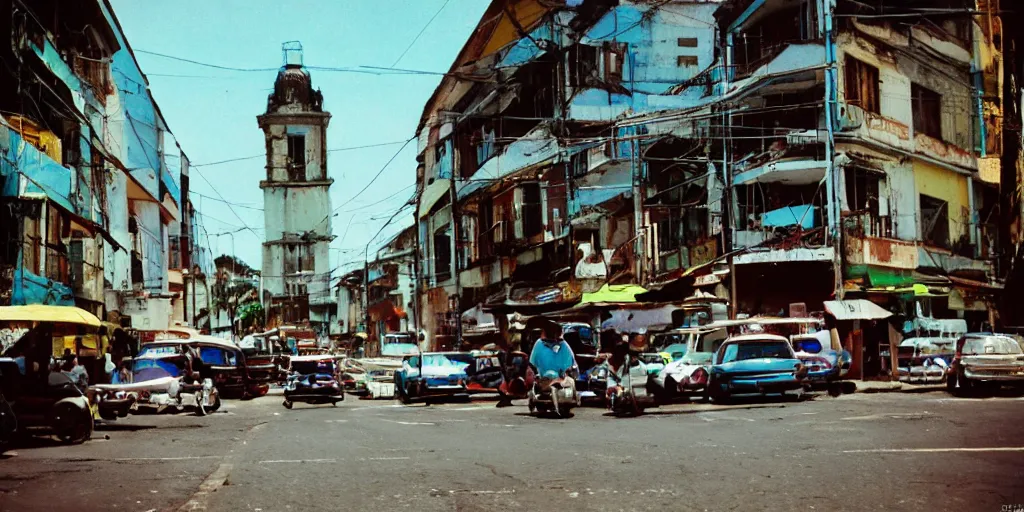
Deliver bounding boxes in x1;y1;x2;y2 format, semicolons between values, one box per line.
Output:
2;390;1023;512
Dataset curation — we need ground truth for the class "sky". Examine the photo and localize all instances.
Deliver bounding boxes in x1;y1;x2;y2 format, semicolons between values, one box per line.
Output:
107;0;488;277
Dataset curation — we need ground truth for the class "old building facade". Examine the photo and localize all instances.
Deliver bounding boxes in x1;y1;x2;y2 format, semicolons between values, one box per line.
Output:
413;0;1007;361
0;0;211;330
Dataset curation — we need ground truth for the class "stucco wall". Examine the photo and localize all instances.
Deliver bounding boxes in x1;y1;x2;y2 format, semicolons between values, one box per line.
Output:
914;161;970;242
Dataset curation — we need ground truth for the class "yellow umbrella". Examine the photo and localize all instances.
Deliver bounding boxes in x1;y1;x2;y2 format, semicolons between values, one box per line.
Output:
0;305;102;327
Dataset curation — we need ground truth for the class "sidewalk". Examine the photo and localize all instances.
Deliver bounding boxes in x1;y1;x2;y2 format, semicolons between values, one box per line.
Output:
848;380;947;394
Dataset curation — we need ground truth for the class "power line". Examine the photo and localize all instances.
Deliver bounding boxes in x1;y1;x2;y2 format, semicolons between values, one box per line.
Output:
191;139;410;168
190;191;265;211
323;137;416;222
339;183;415;213
134;49;444;77
193;165;261;239
391;0;452;67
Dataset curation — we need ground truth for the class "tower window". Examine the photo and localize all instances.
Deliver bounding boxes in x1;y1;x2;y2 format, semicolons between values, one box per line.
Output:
287;134;306;166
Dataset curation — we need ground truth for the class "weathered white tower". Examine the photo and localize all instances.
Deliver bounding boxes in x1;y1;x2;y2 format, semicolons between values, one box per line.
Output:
258;42;333;330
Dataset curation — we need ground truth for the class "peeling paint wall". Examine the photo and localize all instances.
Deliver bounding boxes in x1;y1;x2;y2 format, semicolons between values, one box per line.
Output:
913;161;970;243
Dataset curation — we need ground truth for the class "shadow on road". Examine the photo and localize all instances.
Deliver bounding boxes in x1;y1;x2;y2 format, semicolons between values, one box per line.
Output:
94;423;157;432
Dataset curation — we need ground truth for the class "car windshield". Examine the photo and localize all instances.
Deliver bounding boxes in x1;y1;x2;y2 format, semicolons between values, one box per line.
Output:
681;351;713;365
138;345;180;357
695;329;728;353
382;343;419;357
422;354;473;369
662;343;688;361
292;360;335;375
962;336;1024;355
133;357;184;381
720;341;794;363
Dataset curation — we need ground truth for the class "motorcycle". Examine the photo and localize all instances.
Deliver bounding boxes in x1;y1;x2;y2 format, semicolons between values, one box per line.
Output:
607;352;659;417
527;372;579;418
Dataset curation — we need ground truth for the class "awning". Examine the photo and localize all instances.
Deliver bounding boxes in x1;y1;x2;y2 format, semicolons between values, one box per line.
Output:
580;284;647;305
0;305;102;327
823;299;893;321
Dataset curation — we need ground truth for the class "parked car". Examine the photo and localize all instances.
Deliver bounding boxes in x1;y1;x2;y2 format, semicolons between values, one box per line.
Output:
652;326;728;400
466;351;504;393
706;334;807;402
946;333;1024;394
394;352;471;404
91;350;220;417
282;355;344;408
897;337;955;384
791;333;851;393
653;350;714;400
136;338;271;399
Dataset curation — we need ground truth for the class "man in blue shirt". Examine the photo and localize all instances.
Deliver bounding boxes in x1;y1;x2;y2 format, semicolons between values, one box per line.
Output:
528;320;576;379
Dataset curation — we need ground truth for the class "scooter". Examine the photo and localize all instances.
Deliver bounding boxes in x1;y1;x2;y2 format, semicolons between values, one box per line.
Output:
608;352;659;417
527;371;580;418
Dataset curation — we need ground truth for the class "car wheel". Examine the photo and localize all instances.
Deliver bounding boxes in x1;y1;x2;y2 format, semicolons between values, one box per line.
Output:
946;370;958;392
53;403;92;444
283;400;293;409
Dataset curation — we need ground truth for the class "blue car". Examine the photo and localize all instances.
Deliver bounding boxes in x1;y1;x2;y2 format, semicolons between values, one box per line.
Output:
394;352;471;404
791;333;851;392
707;334;807;402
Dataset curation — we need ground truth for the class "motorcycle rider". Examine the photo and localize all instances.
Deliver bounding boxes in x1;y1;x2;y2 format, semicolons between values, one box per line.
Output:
528;319;576;380
605;330;650;402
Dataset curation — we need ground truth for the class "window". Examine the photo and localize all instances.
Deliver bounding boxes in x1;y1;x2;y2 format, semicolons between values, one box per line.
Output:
677;37;699;48
912;84;942;140
604;42;627;82
844;168;881;215
845;58;880;114
567;44;599;87
287;134;305;179
435;139;452;179
22;217;41;274
920;194;949;248
519;183;543;239
283;244;315;274
432;227;451;281
677;55;699;67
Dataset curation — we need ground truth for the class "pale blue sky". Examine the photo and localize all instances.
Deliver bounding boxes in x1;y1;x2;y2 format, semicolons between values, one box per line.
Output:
108;0;487;275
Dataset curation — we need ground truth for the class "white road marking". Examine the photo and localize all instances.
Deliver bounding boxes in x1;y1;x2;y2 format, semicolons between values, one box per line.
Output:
257;456;410;464
112;456;222;462
380;419;436;426
324;419;348;423
258;458;338;464
842;413;931;421
177;463;232;512
843;447;1024;454
349;404;406;411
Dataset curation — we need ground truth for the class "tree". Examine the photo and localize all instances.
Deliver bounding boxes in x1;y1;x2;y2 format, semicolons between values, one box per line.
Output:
238;301;265;332
211;268;256;337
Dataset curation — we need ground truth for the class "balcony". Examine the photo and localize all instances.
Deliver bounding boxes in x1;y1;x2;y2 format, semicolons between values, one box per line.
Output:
458;126;561;200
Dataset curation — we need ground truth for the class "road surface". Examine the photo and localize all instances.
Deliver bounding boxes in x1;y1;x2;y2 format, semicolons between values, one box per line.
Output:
2;390;1023;511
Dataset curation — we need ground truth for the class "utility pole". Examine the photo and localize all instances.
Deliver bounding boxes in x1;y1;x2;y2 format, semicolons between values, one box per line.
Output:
822;0;843;301
449;160;463;351
631;135;645;285
723;33;737;319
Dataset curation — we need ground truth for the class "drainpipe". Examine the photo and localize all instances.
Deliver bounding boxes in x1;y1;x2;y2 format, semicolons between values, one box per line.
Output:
970;21;986;260
631;134;644;285
724;31;737;318
822;0;842;300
